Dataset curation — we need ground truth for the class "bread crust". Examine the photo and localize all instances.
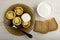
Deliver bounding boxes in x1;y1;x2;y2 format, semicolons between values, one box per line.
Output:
48;18;58;31
34;20;49;34
34;21;42;33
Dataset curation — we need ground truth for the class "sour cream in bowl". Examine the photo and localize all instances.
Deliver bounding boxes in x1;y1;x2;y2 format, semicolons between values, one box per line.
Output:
37;2;52;18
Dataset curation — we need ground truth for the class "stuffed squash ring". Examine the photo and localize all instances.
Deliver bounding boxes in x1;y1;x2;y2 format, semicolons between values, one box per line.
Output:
22;21;30;28
13;17;21;25
5;11;16;20
14;7;23;15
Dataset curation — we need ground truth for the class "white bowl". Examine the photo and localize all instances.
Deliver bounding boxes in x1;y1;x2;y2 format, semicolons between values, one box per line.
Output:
37;2;52;18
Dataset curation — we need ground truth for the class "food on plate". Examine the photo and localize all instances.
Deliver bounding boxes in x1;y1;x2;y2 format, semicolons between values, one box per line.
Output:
48;18;58;31
5;11;16;20
21;13;31;28
34;17;58;34
14;7;23;15
34;20;49;34
13;17;21;25
21;13;31;22
5;6;32;29
22;21;30;28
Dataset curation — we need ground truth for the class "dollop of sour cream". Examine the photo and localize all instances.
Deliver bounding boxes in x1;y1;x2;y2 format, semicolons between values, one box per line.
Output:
21;13;31;22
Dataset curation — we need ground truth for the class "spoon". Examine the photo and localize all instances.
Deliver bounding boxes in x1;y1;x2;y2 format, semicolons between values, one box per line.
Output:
6;21;33;38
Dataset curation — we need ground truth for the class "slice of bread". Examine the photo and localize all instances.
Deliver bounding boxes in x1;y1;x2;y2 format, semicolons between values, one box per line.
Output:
34;21;42;33
41;20;49;34
34;20;49;34
34;17;58;34
48;18;58;31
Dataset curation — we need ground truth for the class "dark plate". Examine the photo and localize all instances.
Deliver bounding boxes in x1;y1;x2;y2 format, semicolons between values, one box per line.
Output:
4;4;35;36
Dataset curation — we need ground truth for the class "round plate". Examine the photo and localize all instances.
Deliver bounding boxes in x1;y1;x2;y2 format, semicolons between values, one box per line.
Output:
4;4;35;36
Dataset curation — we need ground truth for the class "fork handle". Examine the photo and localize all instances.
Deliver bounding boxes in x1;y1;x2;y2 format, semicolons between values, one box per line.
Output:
16;27;33;38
